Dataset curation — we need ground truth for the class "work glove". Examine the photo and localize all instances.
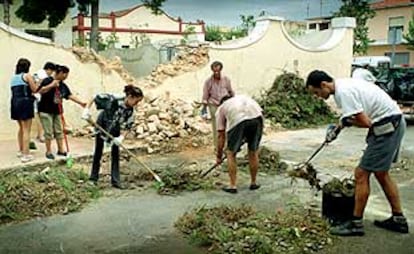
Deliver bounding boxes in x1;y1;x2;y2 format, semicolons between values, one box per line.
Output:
112;135;124;146
81;108;91;120
325;124;341;143
341;116;353;127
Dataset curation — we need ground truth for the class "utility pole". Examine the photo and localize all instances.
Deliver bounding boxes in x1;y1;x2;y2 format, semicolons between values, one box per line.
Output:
391;27;397;67
307;1;310;18
320;0;323;17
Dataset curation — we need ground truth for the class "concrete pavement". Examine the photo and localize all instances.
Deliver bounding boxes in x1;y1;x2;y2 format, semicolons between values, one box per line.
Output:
0;136;145;172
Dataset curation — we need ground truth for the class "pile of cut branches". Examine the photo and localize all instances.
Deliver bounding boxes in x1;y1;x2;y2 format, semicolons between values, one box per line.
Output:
175;204;334;254
257;72;337;129
0;168;100;224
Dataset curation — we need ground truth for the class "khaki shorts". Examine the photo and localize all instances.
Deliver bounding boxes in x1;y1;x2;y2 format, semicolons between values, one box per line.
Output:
39;112;63;140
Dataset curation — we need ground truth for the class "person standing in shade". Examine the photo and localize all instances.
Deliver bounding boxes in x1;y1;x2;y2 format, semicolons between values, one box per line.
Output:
82;85;143;189
201;61;235;150
10;58;40;163
37;65;87;160
306;70;409;236
215;94;264;194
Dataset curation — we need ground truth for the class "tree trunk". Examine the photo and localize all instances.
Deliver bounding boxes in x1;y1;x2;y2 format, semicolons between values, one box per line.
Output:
3;0;10;25
90;0;99;51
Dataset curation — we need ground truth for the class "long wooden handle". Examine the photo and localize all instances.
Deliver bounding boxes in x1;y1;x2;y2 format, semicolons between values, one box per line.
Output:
87;119;163;184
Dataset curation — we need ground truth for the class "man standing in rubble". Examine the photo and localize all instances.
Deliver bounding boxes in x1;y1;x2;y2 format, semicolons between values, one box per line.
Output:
306;70;409;236
201;61;235;150
216;94;263;194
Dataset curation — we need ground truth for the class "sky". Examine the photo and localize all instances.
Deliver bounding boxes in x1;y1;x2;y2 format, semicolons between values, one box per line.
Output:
87;0;344;27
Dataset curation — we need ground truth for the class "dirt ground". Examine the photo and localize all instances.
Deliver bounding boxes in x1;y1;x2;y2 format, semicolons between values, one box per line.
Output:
0;126;413;254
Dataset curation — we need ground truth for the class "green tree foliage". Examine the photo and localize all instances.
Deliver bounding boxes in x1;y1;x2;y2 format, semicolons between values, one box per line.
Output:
15;0;74;28
240;14;255;36
334;0;375;55
142;0;165;15
0;0;12;25
403;15;414;50
205;14;256;42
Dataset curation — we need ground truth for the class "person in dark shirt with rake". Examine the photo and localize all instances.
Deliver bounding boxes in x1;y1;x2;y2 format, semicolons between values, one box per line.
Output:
82;85;143;189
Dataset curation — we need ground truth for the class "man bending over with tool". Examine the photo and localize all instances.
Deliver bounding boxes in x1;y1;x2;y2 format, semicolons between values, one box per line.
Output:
306;70;408;236
82;85;143;189
216;94;264;194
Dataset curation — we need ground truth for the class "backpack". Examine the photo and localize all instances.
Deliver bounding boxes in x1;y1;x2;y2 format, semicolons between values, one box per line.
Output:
94;94;119;114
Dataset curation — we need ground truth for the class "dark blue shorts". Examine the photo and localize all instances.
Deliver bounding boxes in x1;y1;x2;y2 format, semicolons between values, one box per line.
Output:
11;97;34;120
227;116;263;153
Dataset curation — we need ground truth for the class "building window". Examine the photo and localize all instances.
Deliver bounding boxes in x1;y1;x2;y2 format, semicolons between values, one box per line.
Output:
309;23;317;30
319;22;329;30
25;29;54;40
388;16;404;44
385;52;410;66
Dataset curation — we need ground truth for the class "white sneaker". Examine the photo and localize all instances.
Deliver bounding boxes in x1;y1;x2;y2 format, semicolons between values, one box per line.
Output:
16;151;23;158
21;154;34;163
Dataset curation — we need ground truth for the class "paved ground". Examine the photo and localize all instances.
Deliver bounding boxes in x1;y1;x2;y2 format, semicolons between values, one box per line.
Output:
0;136;143;172
0;126;413;253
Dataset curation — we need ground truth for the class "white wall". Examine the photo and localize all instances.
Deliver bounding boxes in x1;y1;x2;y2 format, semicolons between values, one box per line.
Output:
0;23;126;137
147;17;355;103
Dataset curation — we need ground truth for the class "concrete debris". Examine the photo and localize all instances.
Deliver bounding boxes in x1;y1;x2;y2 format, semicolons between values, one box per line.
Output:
71;46;137;84
71;44;211;154
74;93;212;154
136;45;209;88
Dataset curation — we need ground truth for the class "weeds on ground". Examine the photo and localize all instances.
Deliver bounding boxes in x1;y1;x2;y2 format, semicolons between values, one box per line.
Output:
0;167;100;224
175;204;334;254
125;163;216;195
238;147;288;175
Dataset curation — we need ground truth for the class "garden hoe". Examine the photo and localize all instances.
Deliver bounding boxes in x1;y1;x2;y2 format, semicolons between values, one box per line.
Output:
200;156;227;178
294;140;328;170
86;119;164;186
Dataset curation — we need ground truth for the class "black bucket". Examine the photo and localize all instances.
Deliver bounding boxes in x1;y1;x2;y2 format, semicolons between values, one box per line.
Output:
322;191;355;225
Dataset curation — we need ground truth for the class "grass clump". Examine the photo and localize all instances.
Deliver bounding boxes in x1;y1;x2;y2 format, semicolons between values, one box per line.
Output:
176;204;334;254
0;167;100;224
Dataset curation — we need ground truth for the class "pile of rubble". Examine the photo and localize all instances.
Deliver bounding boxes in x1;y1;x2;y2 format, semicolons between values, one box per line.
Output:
75;93;212;154
131;94;211;153
71;45;209;88
137;45;209;88
71;46;136;84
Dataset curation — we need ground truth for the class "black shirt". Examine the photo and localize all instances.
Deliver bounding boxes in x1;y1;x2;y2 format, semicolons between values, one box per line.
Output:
95;94;134;138
38;77;72;114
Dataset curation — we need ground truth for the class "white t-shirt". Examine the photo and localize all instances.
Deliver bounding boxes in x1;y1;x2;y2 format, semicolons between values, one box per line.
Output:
352;68;377;83
216;95;263;132
33;69;48;83
334;78;401;124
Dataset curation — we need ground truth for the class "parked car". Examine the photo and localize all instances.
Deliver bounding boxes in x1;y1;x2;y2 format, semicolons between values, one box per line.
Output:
352;56;391;68
373;66;414;121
